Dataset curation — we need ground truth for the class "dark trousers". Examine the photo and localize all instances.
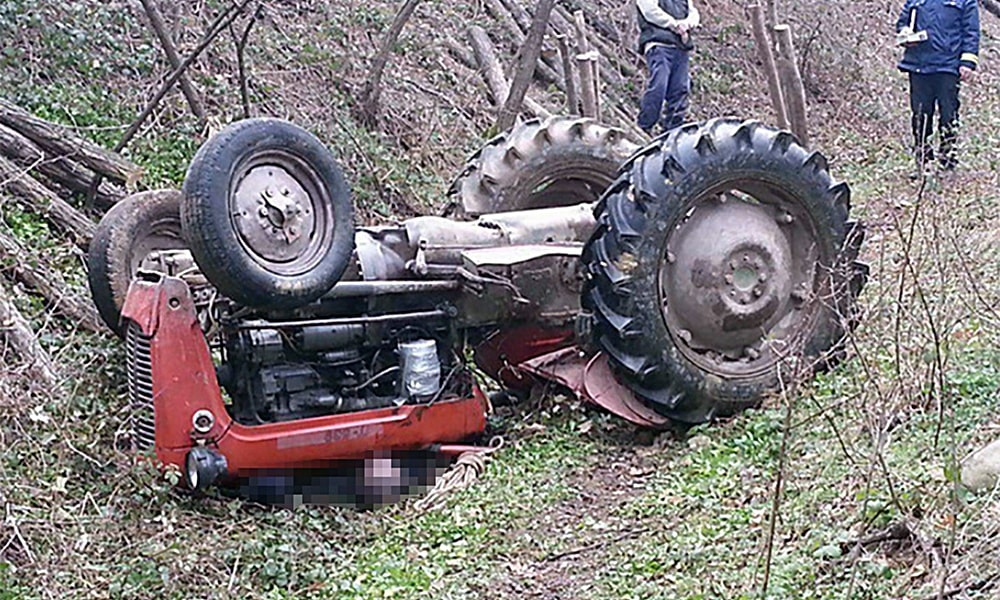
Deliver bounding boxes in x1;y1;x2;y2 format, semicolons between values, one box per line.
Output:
908;72;960;168
637;45;690;133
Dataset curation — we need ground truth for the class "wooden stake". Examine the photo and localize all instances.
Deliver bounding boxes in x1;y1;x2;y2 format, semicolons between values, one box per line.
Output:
749;5;789;129
774;25;809;146
573;12;598;118
555;34;580;115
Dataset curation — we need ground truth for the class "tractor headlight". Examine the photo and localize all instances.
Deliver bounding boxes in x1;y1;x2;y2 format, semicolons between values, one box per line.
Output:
185;447;228;492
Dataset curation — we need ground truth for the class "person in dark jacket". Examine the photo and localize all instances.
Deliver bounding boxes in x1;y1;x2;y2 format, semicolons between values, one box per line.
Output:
896;0;980;173
636;0;700;135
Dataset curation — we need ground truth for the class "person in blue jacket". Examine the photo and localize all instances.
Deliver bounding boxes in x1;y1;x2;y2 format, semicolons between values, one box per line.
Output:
636;0;700;135
896;0;980;174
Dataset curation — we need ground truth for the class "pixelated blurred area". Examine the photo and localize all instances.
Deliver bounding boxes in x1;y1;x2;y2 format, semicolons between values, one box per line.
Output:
230;452;452;509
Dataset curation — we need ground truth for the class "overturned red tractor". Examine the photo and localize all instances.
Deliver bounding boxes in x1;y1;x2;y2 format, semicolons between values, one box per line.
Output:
88;116;866;497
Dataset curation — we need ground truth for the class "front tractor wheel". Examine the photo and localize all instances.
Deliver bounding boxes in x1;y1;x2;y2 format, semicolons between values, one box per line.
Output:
583;119;867;423
181;118;355;311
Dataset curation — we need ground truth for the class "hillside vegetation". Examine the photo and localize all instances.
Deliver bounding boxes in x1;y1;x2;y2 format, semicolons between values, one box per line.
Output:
1;0;999;598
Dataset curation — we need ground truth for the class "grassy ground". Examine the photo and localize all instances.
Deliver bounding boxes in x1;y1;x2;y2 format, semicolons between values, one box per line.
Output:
1;1;999;598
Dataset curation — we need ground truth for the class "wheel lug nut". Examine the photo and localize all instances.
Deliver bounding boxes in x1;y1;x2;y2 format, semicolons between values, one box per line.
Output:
776;212;794;224
724;274;733;284
753;287;763;297
758;273;768;282
281;187;290;196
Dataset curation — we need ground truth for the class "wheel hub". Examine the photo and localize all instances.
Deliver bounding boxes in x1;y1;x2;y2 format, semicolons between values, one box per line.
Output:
661;195;795;356
231;163;320;270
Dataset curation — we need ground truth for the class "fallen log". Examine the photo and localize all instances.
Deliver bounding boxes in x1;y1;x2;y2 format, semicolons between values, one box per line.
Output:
483;0;563;90
0;229;103;333
498;0;532;32
552;5;636;79
0;98;142;186
443;38;477;70
0;156;96;248
0;280;58;389
0;124;125;208
559;0;622;44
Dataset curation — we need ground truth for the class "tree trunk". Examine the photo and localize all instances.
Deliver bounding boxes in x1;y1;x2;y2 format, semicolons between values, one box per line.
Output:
112;0;251;160
749;5;789;129
0;230;103;333
138;0;207;123
497;0;557;130
774;25;808;146
0;156;96;248
359;0;423;127
0;99;142;185
0;282;58;389
468;26;551;120
0;124;124;208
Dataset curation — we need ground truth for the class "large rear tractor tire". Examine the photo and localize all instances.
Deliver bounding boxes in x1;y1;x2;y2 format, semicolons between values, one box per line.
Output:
583;119;867;423
181;118;355;311
87;189;186;338
447;116;637;217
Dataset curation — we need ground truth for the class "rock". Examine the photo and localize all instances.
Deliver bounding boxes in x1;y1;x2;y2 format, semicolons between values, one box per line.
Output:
960;437;1000;492
687;434;712;451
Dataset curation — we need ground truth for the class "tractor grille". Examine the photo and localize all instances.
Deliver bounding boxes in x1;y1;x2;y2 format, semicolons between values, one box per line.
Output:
126;321;155;451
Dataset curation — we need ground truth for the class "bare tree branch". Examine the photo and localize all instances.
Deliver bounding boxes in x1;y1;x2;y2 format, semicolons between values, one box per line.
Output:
138;0;207;124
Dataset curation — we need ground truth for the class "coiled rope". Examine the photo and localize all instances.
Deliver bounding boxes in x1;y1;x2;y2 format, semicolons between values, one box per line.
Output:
412;436;504;513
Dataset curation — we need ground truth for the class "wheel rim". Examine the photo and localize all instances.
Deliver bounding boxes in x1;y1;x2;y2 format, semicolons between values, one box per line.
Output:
129;218;185;279
659;180;822;377
228;150;334;276
513;161;613;209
